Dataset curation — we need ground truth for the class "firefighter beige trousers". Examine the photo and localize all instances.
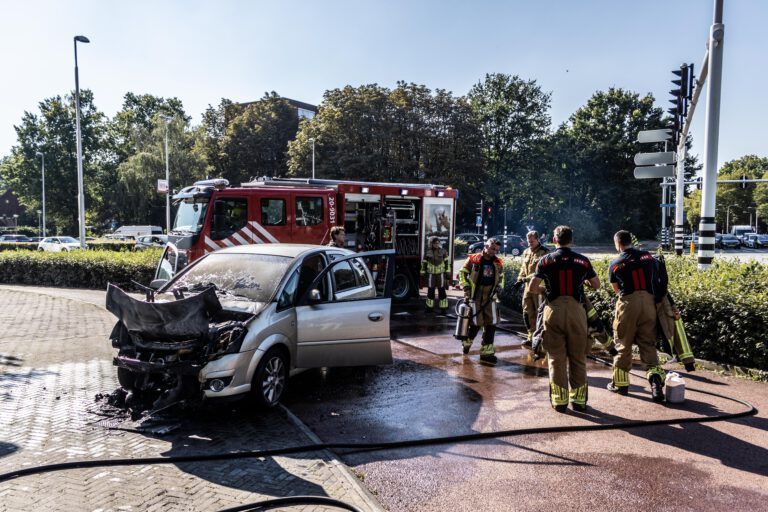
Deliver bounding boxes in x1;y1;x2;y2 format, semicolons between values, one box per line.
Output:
541;296;589;406
612;291;661;387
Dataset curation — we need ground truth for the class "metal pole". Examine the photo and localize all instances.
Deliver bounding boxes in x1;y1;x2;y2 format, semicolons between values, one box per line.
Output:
36;152;46;237
697;0;724;270
74;36;89;249
674;145;686;255
165;120;170;234
660;178;666;248
310;138;315;180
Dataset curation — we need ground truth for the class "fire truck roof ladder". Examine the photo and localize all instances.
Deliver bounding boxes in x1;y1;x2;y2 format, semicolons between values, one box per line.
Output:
243;176;450;191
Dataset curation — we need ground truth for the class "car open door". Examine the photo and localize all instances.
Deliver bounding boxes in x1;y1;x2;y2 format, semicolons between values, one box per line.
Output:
295;249;394;368
153;242;187;285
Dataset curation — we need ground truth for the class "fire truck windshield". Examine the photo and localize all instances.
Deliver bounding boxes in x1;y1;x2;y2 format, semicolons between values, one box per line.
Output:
172;201;208;234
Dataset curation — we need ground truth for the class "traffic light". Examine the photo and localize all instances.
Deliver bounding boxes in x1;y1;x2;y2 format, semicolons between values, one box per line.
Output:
668;63;694;148
487;207;492;214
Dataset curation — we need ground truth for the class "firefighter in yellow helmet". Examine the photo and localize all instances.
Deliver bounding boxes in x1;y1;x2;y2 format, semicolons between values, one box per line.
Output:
515;230;550;348
458;238;505;364
421;236;451;314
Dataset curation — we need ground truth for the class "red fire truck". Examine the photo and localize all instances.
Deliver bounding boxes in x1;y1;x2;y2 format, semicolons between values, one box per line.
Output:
156;177;458;301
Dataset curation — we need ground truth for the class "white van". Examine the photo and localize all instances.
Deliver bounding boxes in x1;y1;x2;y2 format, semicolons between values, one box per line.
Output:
108;225;163;240
730;225;755;244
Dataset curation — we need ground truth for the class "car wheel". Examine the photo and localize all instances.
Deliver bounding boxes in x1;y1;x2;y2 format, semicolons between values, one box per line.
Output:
251;347;288;408
392;272;412;302
511;248;521;256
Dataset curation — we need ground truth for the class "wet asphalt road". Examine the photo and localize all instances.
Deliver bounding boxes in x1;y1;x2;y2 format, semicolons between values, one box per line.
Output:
284;301;768;512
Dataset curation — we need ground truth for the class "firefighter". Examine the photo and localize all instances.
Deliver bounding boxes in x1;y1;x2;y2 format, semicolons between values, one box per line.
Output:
420;236;450;314
458;237;505;364
327;226;346;248
515;231;549;348
528;225;600;412
607;230;666;402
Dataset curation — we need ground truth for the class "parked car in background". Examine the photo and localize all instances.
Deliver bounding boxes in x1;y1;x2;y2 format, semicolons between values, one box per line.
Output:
134;234;168;250
455;233;484;244
109;244;394;408
37;236;86;252
0;234;32;242
745;233;768;249
715;233;741;249
468;234;527;256
682;235;698;248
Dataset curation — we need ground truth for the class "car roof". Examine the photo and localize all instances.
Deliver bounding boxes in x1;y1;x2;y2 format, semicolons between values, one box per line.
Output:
213;243;347;258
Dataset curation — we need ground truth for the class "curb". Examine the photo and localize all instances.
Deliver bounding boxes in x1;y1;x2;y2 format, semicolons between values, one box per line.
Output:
280;405;385;512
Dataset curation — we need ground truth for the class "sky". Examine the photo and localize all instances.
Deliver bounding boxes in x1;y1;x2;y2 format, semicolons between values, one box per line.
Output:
1;0;766;170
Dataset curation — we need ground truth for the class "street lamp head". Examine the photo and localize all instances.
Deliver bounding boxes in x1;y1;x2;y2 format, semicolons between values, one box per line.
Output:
74;35;90;43
35;151;43;157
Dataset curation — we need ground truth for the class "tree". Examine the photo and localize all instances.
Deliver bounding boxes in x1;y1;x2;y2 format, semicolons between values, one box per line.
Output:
286;82;486;223
467;73;552;234
557;88;672;240
208;93;300;184
714;155;768;232
112;114;210;227
0;90;109;234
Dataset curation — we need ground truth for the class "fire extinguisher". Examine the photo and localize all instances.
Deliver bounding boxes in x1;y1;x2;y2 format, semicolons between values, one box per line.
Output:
454;298;475;340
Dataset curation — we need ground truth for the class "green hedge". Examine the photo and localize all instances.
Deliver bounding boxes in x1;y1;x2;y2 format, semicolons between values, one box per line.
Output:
499;254;768;371
0;249;161;291
0;241;135;252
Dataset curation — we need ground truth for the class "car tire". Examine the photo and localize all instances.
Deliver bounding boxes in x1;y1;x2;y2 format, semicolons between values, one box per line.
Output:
510;248;521;256
251;347;288;408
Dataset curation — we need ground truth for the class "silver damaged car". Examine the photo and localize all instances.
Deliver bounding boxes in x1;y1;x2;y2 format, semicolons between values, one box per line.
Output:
107;244;394;410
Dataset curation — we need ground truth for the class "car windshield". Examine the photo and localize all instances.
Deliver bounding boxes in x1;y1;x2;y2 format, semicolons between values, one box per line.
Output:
170;253;294;302
59;237;78;243
173;200;208;234
722;235;738;240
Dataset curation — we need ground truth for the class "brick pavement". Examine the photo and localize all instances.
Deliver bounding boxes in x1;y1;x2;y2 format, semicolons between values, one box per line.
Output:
0;286;383;512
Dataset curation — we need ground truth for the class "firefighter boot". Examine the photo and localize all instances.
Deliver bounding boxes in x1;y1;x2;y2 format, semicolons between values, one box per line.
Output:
607;367;629;395
438;297;449;315
649;374;665;403
425;298;434;313
523;331;533;349
479;343;497;364
550;383;569;413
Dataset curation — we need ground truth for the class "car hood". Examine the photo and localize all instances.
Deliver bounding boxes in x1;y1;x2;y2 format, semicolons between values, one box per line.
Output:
106;284;222;339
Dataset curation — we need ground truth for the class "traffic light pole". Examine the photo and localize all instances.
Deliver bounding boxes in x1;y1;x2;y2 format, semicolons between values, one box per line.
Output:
674;144;686;255
697;0;724;270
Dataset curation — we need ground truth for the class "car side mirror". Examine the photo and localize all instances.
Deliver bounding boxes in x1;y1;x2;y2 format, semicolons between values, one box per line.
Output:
308;289;322;303
150;279;168;290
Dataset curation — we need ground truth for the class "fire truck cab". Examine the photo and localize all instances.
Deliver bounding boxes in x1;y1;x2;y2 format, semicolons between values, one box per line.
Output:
157;177;458;301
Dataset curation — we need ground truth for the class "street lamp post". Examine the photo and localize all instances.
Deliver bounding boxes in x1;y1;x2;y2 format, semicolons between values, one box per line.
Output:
35;151;46;237
308;138;315;180
37;210;42;238
74;35;90;249
725;204;739;233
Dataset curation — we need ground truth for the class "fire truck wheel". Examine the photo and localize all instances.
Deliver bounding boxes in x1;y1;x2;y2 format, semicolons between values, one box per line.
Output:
251;347;288;408
392;272;412;302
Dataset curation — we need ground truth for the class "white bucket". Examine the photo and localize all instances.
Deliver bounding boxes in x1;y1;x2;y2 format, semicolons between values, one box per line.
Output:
665;372;686;403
